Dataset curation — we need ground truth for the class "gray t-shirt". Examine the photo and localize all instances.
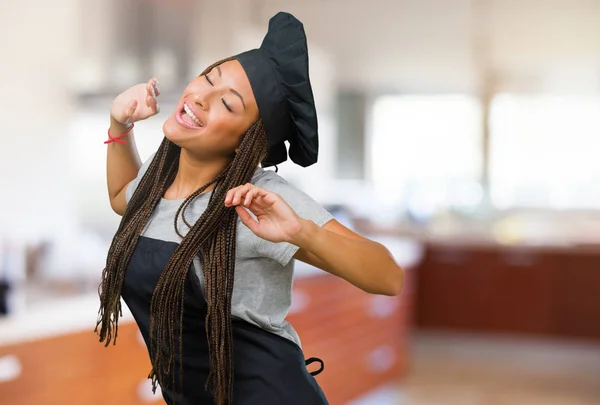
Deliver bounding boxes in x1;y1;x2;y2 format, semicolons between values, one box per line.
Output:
125;154;333;347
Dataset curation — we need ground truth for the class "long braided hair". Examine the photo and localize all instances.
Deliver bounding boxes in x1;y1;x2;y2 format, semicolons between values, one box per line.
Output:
95;58;270;405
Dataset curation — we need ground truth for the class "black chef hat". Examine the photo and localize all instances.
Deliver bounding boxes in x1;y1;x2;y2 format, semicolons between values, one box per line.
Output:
234;12;318;167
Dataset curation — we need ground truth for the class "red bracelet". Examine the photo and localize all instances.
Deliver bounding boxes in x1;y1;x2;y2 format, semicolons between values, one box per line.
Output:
104;123;134;144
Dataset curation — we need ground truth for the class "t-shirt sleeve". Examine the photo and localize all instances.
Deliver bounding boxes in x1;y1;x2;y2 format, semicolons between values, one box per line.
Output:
253;172;334;266
125;152;156;203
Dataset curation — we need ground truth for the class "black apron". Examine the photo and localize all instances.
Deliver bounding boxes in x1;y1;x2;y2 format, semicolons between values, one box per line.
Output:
121;236;329;405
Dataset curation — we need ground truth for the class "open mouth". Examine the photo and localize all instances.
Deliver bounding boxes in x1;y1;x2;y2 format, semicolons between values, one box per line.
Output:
176;102;204;129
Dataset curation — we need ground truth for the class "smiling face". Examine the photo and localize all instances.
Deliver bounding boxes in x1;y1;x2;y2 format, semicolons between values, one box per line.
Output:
163;59;260;160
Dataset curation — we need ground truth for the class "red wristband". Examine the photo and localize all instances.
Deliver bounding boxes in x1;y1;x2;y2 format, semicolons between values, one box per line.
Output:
104;123;134;144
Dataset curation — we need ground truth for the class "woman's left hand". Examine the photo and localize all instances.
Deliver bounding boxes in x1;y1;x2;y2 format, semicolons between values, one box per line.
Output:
225;184;303;243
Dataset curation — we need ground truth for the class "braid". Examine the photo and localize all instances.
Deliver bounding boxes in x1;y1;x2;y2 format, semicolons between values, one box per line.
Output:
96;58;269;405
96;137;179;345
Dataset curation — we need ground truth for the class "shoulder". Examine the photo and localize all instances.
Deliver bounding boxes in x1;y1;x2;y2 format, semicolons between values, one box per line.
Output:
251;167;288;187
251;167;334;226
250;168;305;201
250;168;298;197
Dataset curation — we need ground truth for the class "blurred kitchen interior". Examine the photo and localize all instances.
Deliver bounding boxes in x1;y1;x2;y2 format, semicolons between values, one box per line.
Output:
1;0;600;404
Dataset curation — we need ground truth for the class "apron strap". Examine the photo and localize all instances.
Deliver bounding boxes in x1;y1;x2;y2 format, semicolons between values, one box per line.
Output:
305;357;325;376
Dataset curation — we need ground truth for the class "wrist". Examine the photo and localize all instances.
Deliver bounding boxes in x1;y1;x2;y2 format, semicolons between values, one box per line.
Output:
289;219;319;249
105;121;135;145
110;116;132;132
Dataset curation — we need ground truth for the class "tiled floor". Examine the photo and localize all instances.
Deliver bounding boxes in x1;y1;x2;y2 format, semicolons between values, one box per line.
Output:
351;331;600;405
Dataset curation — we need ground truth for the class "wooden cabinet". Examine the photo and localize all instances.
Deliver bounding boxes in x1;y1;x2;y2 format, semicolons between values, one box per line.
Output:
485;248;555;334
287;272;412;405
416;247;493;330
288;275;410;405
0;323;160;405
415;242;600;340
551;251;600;339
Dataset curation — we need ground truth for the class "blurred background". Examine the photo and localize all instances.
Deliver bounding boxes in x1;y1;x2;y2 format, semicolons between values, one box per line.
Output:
1;0;600;404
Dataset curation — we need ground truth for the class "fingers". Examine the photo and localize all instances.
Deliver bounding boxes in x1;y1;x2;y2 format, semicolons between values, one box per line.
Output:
145;78;160;111
225;184;250;206
146;77;159;96
225;184;269;207
153;77;161;96
145;82;156;107
146;93;158;111
243;186;261;206
122;99;138;124
235;206;259;232
127;99;138;113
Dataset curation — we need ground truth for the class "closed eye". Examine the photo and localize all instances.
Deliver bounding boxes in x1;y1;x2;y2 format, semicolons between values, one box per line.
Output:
205;73;233;112
222;99;233;112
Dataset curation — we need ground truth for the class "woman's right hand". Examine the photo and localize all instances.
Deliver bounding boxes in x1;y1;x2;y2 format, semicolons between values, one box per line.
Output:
110;77;161;126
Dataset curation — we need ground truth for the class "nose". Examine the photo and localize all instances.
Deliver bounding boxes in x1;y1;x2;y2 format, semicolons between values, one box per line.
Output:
191;92;207;111
191;83;217;111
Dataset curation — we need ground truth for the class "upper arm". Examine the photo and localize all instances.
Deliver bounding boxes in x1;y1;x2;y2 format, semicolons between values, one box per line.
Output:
110;152;156;216
110;180;134;216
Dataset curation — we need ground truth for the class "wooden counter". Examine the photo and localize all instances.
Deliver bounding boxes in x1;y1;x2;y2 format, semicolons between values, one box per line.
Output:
415;241;600;340
289;272;414;405
0;323;157;405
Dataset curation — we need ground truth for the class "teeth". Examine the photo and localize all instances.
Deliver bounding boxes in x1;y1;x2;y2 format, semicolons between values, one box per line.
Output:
183;103;202;126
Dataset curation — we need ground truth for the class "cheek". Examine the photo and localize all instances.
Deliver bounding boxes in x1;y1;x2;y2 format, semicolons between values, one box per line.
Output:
208;113;245;144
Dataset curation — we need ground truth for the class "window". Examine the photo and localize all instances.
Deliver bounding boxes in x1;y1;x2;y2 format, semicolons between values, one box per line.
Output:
370;95;482;220
489;94;600;209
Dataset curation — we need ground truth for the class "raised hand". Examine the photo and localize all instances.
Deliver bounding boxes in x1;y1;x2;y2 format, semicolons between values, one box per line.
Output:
110;77;161;126
225;184;304;244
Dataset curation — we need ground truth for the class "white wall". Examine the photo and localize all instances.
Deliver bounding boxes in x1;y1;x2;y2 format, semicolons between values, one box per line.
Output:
257;0;600;93
0;0;80;242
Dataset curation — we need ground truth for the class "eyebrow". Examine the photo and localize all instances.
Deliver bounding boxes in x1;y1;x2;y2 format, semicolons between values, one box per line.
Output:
230;89;246;110
216;65;247;110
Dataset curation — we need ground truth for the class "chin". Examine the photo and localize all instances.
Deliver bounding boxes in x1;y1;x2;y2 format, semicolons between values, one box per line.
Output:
163;116;189;145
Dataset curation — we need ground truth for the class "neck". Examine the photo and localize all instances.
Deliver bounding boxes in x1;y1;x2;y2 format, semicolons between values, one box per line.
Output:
164;149;232;200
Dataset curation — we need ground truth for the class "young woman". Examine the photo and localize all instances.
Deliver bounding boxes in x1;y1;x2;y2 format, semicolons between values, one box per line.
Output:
96;11;404;405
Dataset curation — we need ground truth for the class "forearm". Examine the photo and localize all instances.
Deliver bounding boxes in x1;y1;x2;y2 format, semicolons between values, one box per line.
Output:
106;117;141;200
292;220;404;296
